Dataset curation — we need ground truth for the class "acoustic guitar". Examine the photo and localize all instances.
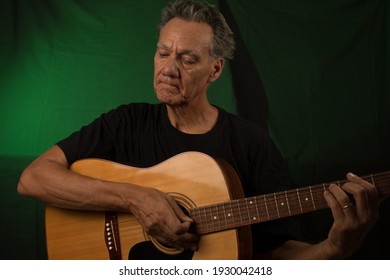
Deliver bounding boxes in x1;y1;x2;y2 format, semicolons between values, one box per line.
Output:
45;151;390;260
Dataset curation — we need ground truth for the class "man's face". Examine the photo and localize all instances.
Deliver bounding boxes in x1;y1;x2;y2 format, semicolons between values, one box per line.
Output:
153;17;222;106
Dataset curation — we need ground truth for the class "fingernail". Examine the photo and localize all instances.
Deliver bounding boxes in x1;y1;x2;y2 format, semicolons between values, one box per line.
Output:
348;172;360;179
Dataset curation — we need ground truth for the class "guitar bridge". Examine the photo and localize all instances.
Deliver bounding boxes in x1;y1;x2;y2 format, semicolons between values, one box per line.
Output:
105;211;122;259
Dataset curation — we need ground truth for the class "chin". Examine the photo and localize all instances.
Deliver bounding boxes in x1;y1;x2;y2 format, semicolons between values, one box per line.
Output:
159;98;185;106
156;91;185;106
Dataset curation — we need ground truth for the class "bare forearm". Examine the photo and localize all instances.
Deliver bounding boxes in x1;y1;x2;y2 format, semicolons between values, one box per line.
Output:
18;146;199;251
17;146;135;212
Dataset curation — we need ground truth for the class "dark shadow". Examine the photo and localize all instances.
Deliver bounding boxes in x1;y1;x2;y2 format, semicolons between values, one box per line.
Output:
219;0;269;130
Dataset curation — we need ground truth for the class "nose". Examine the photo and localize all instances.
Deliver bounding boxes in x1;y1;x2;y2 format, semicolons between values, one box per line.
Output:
162;56;179;78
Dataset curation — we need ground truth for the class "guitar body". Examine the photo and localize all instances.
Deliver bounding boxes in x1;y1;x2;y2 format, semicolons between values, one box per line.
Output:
45;152;252;260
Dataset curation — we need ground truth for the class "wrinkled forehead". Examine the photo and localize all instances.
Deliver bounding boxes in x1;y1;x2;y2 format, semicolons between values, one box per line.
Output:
158;18;214;54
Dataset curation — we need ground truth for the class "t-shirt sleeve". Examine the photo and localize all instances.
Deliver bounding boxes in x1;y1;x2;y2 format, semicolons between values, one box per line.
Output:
56;107;124;165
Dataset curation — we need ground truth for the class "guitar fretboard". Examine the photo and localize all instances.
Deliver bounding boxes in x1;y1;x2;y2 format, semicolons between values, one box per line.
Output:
190;171;390;235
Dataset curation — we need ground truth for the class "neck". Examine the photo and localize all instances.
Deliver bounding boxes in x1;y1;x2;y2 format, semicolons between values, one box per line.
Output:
166;103;218;134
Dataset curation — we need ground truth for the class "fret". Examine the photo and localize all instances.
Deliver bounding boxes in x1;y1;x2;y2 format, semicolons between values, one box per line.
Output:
191;170;390;235
265;195;278;220
202;207;209;231
284;191;291;216
241;199;251;225
245;198;251;222
226;201;234;226
191;209;200;233
278;193;287;214
237;199;243;225
254;197;261;222
296;188;303;213
274;192;293;217
273;193;281;218
211;205;220;231
245;198;257;223
370;174;376;186
298;188;314;212
195;208;203;231
221;203;228;228
284;189;298;216
309;186;316;210
255;196;268;222
263;195;270;220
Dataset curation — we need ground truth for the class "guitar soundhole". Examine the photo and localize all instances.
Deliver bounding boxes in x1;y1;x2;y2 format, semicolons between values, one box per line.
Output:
128;241;194;260
128;193;197;260
153;205;197;249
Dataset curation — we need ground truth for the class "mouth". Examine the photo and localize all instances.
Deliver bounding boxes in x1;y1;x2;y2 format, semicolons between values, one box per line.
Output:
157;79;181;92
161;82;178;89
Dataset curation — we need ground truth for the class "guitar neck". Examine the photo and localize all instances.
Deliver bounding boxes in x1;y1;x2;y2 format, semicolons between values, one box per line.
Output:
190;171;390;235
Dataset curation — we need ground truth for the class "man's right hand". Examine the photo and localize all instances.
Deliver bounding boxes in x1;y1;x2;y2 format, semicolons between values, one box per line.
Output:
128;186;199;251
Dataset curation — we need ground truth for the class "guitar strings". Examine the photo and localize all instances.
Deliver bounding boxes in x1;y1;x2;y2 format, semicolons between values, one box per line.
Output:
191;189;328;234
190;172;390;234
115;187;328;235
115;171;390;234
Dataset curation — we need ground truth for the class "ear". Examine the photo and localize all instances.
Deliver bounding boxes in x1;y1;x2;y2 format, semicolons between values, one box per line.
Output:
208;59;224;83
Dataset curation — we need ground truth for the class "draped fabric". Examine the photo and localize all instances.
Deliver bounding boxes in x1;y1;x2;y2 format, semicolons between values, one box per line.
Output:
0;0;235;157
225;0;390;184
0;0;388;259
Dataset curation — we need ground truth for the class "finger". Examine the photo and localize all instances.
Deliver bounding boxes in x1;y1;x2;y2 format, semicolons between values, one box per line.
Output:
155;229;199;251
346;172;373;188
154;233;183;250
324;184;347;219
341;181;367;217
345;173;379;208
175;232;200;251
344;173;380;222
183;232;200;251
167;196;193;224
328;183;354;211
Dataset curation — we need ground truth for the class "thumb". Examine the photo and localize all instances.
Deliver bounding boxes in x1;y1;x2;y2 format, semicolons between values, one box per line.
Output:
167;195;193;223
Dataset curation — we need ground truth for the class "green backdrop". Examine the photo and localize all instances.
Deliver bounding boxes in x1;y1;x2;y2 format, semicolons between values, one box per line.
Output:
1;0;389;259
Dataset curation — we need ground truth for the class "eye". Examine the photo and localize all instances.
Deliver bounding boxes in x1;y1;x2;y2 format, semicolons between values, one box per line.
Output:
182;55;196;65
157;48;170;58
182;59;194;65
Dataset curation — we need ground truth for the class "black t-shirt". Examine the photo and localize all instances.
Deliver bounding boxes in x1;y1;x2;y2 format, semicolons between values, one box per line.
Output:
57;103;300;253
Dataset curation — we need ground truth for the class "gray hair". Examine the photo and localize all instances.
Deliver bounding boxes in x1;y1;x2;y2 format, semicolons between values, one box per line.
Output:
158;0;235;61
